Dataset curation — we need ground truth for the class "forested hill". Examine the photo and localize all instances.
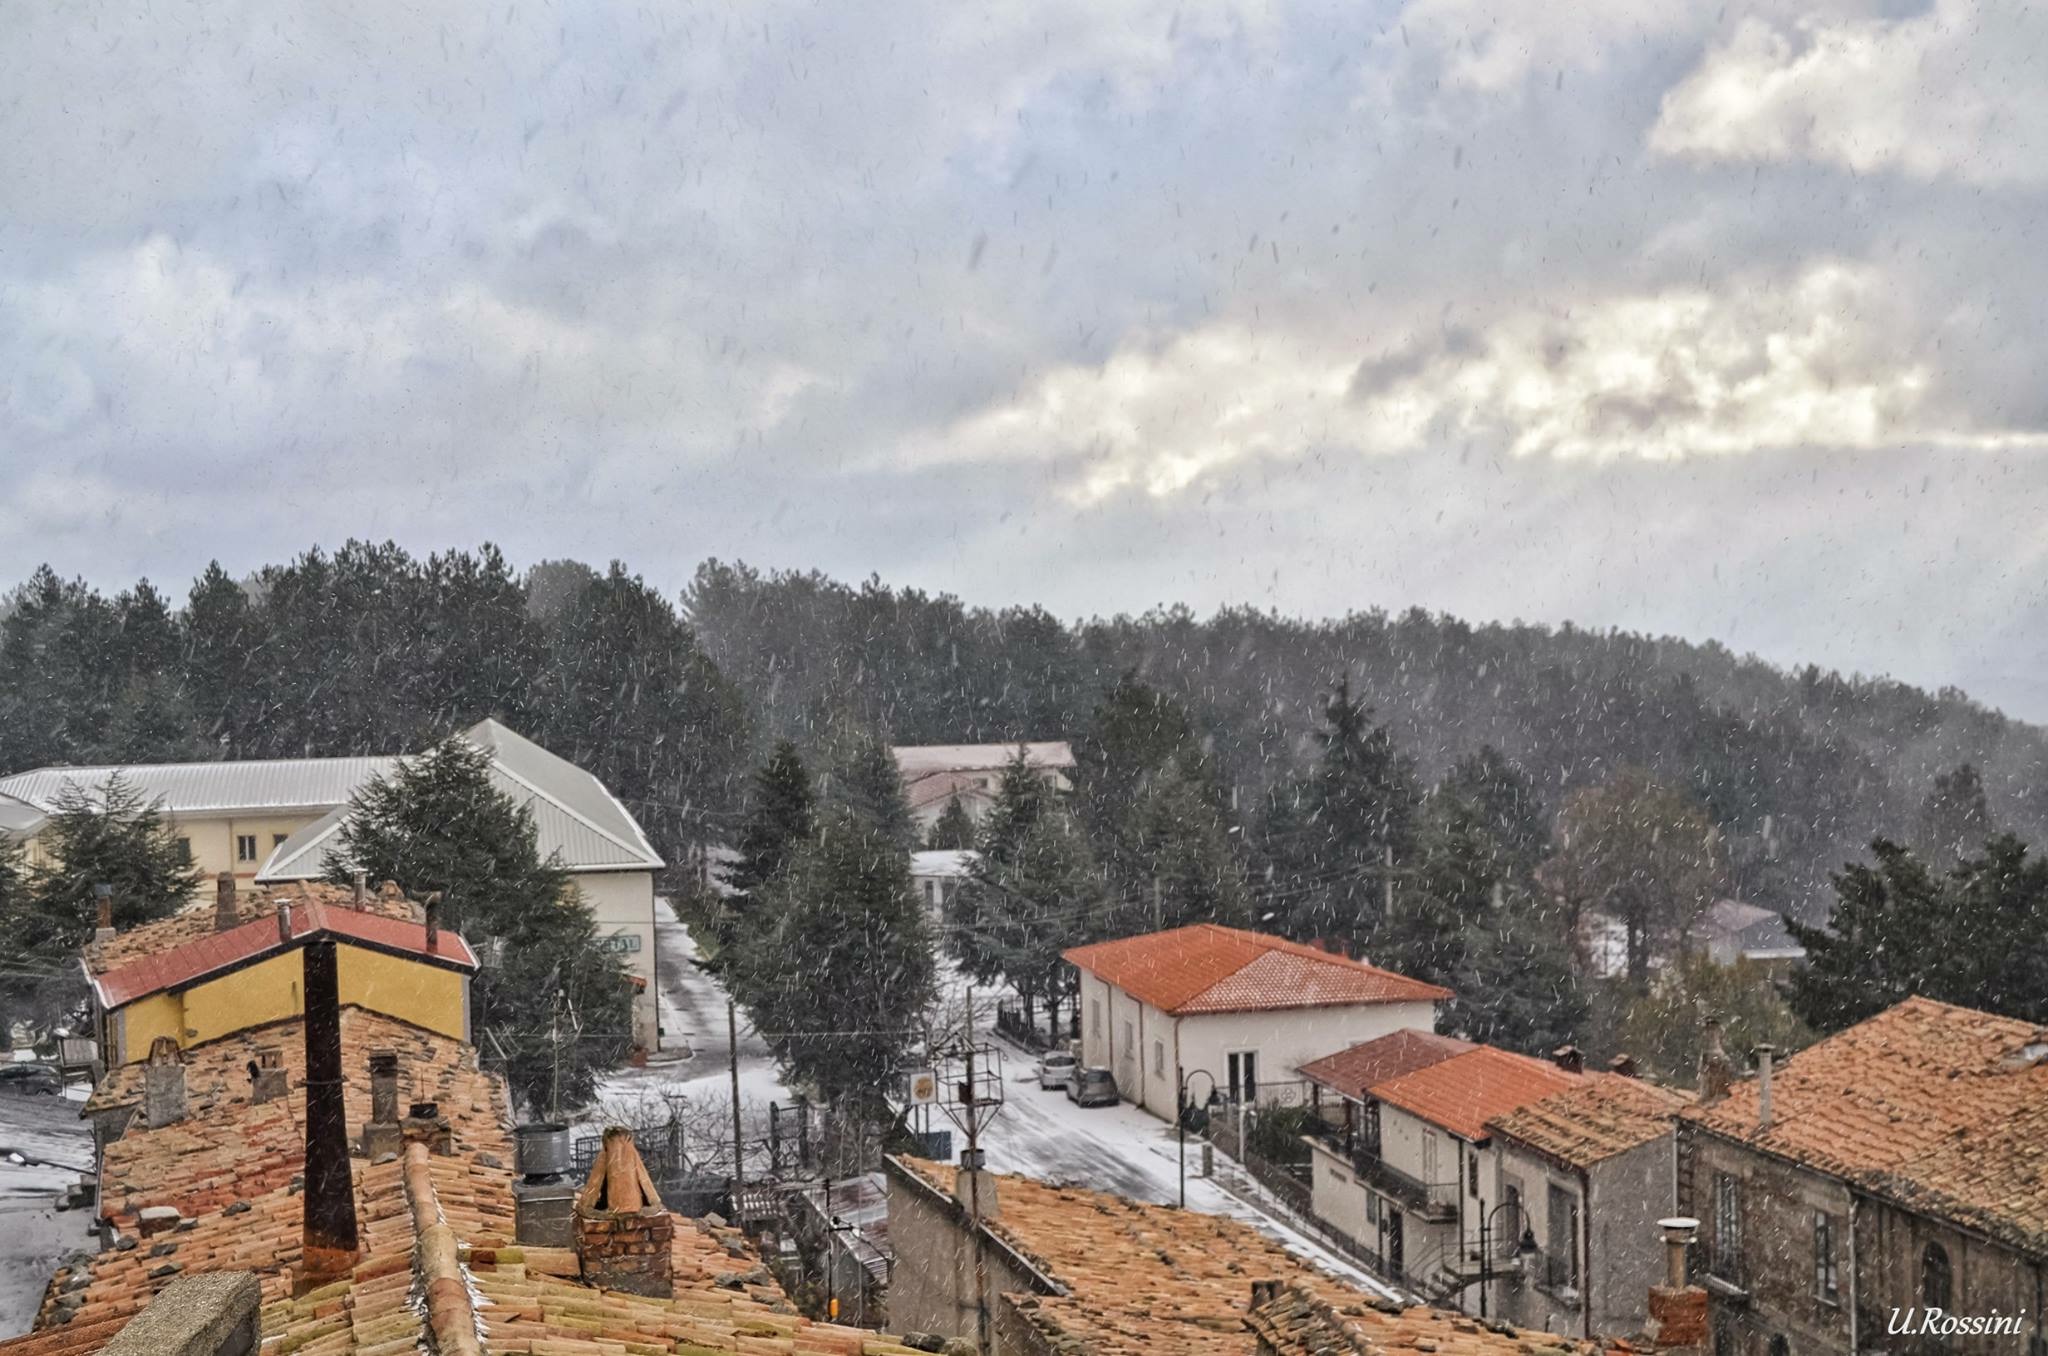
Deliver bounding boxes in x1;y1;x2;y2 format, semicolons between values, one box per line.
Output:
684;560;2048;918
2;544;2042;922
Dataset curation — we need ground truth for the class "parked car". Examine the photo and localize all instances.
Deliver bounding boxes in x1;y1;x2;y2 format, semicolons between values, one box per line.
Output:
0;1063;61;1096
1065;1066;1119;1107
1036;1050;1077;1090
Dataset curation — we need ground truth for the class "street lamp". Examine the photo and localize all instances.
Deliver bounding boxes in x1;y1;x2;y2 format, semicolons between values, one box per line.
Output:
1176;1068;1220;1209
1475;1200;1539;1320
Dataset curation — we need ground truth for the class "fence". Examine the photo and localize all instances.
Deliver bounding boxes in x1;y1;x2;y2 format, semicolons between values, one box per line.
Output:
1202;1100;1314;1218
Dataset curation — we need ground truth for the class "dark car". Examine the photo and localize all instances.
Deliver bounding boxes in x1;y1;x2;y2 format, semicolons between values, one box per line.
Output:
1064;1066;1119;1108
0;1063;61;1095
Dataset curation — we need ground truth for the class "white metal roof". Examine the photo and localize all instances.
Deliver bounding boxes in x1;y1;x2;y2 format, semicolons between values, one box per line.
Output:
910;849;979;878
0;790;46;839
257;719;663;879
892;741;1074;775
0;756;396;817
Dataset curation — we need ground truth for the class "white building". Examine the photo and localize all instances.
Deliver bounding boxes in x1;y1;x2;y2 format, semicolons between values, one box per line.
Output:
1299;1032;1583;1309
909;849;976;917
1062;924;1447;1122
894;741;1073;839
251;719;667;1052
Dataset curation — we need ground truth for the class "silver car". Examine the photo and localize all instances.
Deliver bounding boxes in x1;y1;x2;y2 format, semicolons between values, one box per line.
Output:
1037;1050;1077;1090
1065;1066;1119;1108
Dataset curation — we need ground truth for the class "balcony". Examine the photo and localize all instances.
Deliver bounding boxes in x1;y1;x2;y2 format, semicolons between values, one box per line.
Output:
1308;1126;1458;1222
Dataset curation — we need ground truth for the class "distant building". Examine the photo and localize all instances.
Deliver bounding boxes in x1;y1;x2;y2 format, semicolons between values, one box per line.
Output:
893;741;1073;838
1695;899;1806;971
1063;924;1447;1120
1;720;667;1051
910;848;976;916
1678;996;2048;1356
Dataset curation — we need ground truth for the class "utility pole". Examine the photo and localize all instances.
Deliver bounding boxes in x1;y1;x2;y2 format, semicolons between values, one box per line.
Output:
938;987;1003;1356
728;997;744;1184
548;987;564;1123
1152;875;1162;930
1382;841;1394;924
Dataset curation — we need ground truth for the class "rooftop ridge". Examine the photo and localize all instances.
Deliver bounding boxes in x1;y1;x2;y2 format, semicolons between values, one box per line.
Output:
401;1142;483;1356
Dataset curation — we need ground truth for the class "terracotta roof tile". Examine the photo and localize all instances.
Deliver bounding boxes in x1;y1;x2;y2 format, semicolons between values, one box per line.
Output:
1684;995;2048;1255
1487;1074;1691;1169
1298;1030;1475;1101
92;900;474;1009
1368;1047;1581;1142
1063;925;1450;1016
83;882;421;975
895;1159;1621;1356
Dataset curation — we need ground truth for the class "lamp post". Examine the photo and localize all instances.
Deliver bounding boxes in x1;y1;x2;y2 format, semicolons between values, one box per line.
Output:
1176;1068;1219;1209
1475;1200;1539;1320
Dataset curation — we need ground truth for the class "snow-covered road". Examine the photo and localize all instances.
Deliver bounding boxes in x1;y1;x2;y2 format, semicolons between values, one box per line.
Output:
0;1089;96;1338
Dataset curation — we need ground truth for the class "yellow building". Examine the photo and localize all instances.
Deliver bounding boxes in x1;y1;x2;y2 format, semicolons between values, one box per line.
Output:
88;891;475;1066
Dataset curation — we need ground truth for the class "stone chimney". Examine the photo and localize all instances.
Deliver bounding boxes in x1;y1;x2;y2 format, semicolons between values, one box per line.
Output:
144;1037;186;1129
1646;1218;1708;1352
249;1047;288;1104
360;1051;403;1159
1609;1053;1640;1078
1755;1044;1776;1132
299;938;359;1290
1552;1044;1585;1074
423;893;441;954
1698;1019;1735;1104
214;872;239;933
93;885;116;943
99;1272;260;1356
954;1146;1001;1220
574;1127;673;1297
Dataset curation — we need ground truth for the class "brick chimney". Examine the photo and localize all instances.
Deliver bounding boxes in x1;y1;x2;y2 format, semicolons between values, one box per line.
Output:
299;938;359;1290
360;1052;403;1159
1698;1019;1734;1104
249;1047;288;1104
214;872;238;933
143;1037;186;1129
1552;1044;1585;1074
93;884;116;943
573;1127;673;1297
1646;1218;1708;1351
1755;1044;1776;1132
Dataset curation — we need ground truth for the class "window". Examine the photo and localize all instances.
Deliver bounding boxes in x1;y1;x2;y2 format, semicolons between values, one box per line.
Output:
236;834;258;862
1091;999;1101;1035
1812;1212;1839;1302
1422;1131;1439;1184
1123;1020;1134;1056
922;881;935;905
1227;1050;1258;1101
1546;1183;1580;1291
1921;1241;1953;1312
1152;1040;1165;1076
1467;1149;1481;1197
174;837;193;864
1712;1174;1743;1280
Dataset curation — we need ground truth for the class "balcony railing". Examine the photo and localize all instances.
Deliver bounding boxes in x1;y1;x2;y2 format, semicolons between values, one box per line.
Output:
1307;1124;1459;1221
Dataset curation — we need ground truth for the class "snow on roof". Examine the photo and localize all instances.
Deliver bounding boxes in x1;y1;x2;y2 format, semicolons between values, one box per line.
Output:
258;719;663;880
892;741;1074;775
0;789;45;839
911;849;978;877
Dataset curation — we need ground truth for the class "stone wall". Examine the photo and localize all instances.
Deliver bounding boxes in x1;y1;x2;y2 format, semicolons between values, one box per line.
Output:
882;1158;1057;1355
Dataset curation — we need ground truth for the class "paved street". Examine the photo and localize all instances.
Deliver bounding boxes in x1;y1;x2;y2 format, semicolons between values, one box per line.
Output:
0;1090;95;1338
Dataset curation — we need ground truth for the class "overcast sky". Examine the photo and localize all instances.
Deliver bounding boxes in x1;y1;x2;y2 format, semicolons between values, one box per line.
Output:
4;2;2045;718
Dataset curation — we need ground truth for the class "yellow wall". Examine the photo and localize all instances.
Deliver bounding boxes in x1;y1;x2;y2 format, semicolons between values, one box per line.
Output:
26;811;329;889
109;941;468;1063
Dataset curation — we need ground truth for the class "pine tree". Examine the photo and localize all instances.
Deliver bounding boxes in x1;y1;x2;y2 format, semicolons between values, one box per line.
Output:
1072;672;1207;857
729;741;816;909
1280;678;1420;946
822;729;917;853
1918;762;1992;862
330;737;634;1112
29;773;202;933
1447;886;1587;1058
728;805;936;1106
0;833;67;1041
925;795;976;851
960;806;1106;1037
944;750;1052;978
1118;762;1251;935
182;562;255;751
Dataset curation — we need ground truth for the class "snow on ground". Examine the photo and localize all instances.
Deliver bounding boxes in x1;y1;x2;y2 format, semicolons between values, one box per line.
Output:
0;1091;96;1338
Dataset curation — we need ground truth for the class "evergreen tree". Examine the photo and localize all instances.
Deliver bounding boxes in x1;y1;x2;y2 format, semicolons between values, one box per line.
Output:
1276;678;1419;946
944;750;1053;978
29;774;202;932
925;795;976;851
1786;834;2048;1032
1072;672;1207;855
1918;762;1992;862
1117;762;1252;935
330;737;634;1112
729;741;815;909
1447;887;1587;1058
965;807;1105;1038
822;729;917;853
728;805;936;1106
182;562;255;750
0;832;71;1040
1437;746;1550;878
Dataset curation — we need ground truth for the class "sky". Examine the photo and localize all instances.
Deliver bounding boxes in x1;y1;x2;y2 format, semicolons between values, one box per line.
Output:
3;1;2046;719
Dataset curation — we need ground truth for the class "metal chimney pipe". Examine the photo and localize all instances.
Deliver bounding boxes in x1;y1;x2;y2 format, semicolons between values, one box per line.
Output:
277;902;294;945
300;939;359;1288
1756;1044;1776;1131
351;871;367;907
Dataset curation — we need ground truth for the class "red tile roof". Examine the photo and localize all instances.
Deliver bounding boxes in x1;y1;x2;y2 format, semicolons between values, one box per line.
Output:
1299;1030;1474;1101
1063;925;1450;1015
83;881;421;974
91;900;476;1008
1684;995;2048;1255
1369;1046;1581;1142
1488;1073;1692;1169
